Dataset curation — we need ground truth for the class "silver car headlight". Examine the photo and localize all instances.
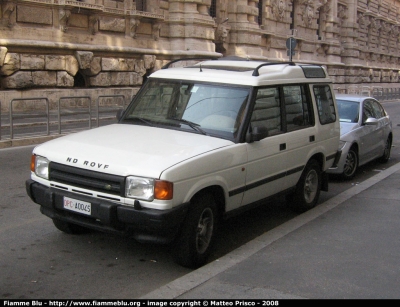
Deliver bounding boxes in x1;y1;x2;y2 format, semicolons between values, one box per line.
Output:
126;176;155;201
31;155;50;179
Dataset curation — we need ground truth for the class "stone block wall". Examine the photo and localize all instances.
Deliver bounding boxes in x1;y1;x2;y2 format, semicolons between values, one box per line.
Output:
0;52;156;89
2;0;400;111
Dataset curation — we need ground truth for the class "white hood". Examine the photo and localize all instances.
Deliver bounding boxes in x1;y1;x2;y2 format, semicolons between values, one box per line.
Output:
33;124;233;178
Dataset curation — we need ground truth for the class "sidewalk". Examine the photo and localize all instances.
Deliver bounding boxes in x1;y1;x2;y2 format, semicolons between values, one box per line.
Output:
141;162;400;299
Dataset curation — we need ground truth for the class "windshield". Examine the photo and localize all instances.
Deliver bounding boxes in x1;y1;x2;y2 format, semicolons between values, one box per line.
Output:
337;99;360;123
122;79;250;140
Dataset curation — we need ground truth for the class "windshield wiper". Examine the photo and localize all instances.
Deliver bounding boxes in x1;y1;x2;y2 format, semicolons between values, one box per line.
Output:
123;116;155;126
168;118;207;135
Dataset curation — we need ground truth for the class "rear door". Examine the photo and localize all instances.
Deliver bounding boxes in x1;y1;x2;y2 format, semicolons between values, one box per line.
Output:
283;84;319;188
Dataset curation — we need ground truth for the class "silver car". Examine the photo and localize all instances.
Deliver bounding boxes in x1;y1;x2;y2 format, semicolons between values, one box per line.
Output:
328;94;393;179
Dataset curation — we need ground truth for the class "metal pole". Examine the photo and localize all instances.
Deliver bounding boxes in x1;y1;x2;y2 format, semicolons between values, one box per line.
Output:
96;95;127;127
0;100;2;140
58;96;91;134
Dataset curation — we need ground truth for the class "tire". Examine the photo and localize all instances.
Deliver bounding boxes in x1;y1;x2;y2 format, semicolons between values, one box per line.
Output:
342;147;358;179
52;219;90;235
288;160;321;213
173;193;218;268
380;136;392;163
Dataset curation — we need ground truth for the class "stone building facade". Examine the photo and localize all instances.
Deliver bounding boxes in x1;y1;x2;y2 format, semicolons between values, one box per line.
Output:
1;0;400;111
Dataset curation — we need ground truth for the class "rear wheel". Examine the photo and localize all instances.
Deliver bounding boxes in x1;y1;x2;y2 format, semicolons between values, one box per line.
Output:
380;136;392;163
173;193;217;268
288;160;321;213
342;147;358;179
52;219;90;235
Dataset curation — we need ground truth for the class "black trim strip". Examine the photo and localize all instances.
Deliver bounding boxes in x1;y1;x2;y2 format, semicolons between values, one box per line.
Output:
229;186;247;197
286;165;304;176
326;153;337;161
229;165;305;197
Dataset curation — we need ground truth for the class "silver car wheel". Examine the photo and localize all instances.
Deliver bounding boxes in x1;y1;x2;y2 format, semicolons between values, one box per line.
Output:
381;137;392;162
343;149;358;178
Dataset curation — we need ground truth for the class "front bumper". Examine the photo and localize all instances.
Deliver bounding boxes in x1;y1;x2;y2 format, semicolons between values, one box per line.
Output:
26;179;189;244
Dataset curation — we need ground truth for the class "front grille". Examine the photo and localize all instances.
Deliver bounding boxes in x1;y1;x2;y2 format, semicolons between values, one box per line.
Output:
49;162;125;196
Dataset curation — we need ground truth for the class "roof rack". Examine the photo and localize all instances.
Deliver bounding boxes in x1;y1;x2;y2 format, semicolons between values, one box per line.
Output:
252;61;295;77
161;57;219;69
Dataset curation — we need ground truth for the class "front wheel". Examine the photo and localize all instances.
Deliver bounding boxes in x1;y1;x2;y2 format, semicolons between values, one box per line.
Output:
342;147;358;179
173;193;218;268
288;160;321;213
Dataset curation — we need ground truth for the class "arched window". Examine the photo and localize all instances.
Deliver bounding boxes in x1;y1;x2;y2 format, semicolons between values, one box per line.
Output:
74;71;87;88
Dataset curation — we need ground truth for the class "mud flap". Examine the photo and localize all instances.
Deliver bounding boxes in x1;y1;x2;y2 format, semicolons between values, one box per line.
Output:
321;172;329;192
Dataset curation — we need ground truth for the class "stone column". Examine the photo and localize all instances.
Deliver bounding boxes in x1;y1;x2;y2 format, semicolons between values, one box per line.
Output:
339;0;359;65
226;0;263;57
168;0;216;52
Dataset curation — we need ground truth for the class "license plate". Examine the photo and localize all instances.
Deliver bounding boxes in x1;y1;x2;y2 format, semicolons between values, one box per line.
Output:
63;197;91;216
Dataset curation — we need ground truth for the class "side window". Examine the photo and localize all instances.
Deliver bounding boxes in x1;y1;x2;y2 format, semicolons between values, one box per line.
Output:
313;85;336;124
283;85;314;131
370;100;384;118
362;100;376;123
251;87;282;137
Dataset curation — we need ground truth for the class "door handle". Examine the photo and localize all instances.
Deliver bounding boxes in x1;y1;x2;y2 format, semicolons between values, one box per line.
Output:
280;143;286;151
309;135;315;142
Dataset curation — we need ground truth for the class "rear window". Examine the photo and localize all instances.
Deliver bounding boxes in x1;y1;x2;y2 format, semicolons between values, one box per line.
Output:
313;85;337;124
336;100;359;123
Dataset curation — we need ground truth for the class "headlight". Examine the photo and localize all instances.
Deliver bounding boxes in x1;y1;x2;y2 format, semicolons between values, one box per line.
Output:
126;177;155;200
31;155;50;179
125;176;173;201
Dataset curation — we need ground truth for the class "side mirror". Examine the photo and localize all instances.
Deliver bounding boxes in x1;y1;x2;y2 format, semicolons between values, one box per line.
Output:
116;109;125;121
246;126;269;143
364;117;378;126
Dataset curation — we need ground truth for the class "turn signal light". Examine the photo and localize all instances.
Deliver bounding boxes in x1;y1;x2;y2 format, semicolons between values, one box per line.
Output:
30;155;36;172
154;180;173;200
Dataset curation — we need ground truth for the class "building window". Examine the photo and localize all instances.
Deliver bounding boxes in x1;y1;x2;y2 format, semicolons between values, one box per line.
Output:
258;0;263;25
74;72;87;88
290;2;295;31
209;0;217;18
136;0;146;11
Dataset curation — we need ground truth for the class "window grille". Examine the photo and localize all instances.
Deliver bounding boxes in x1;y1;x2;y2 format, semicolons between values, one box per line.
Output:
136;0;146;11
258;0;263;25
290;2;295;30
209;0;217;18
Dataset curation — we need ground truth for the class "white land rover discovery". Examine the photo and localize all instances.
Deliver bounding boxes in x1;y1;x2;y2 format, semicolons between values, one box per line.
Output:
26;58;341;268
